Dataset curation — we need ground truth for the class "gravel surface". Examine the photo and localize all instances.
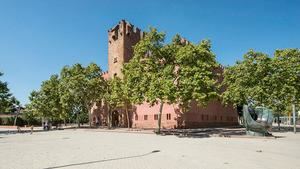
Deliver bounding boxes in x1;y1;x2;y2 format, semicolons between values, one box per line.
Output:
0;129;299;169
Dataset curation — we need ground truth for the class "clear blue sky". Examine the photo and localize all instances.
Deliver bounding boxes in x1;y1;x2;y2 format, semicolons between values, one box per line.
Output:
0;0;299;105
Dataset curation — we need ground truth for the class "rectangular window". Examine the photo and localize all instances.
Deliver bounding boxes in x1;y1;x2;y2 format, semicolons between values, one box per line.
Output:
214;115;217;121
154;114;158;120
201;114;204;120
220;116;223;121
144;115;148;120
135;115;138;121
166;114;171;120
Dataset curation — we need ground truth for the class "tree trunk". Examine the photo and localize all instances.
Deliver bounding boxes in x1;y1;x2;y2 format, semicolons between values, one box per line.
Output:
107;106;111;129
125;105;130;129
77;112;80;128
277;115;280;131
88;109;92;128
13;114;19;126
157;102;164;134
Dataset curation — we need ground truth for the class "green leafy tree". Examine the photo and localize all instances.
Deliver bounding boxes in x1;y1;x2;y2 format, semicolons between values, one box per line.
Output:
175;39;219;127
0;72;13;113
124;28;219;133
222;49;300;130
23;105;39;125
26;75;63;125
104;74;141;129
103;78;121;128
222;50;273;107
268;49;300;128
124;28;176;133
0;72;22;126
60;63;105;127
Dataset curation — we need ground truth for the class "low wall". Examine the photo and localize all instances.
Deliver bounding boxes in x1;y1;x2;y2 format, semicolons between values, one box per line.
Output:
0;125;17;129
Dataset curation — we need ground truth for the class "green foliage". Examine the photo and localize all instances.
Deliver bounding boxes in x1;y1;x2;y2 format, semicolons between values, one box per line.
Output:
22;109;41;125
0;72;20;113
26;75;62;121
175;39;219;109
125;28;218;108
269;49;300;114
27;63;106;126
222;49;300;116
123;28;219;131
60;63;105;126
222;50;272;107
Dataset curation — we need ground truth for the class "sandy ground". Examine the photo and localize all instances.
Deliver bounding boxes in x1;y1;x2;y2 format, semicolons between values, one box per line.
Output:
0;129;299;169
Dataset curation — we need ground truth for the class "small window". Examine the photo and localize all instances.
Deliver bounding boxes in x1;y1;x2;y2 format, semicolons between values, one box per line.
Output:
166;114;171;120
214;115;217;121
220;116;223;121
114;73;117;77
135;115;138;121
154;114;158;120
201;114;204;120
206;115;209;120
113;57;118;63
144;115;148;120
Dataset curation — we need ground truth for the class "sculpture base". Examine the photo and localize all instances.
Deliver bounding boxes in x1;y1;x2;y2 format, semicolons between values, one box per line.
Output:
246;130;271;137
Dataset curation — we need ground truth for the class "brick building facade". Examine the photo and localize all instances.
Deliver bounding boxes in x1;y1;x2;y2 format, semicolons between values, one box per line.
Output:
90;20;238;129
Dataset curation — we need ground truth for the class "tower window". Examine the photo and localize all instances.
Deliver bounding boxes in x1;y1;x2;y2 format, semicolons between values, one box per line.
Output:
144;115;148;120
112;35;117;40
113;57;118;63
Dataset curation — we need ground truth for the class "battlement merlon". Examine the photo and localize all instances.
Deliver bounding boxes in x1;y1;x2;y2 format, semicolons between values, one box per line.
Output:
108;20;145;41
180;37;190;45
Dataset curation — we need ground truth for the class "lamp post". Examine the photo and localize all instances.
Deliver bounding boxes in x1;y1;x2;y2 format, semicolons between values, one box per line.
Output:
13;104;20;126
292;103;296;134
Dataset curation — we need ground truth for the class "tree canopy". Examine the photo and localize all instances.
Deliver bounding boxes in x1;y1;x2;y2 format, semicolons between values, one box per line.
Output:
123;28;219;132
0;72;20;113
26;63;106;126
222;49;300;117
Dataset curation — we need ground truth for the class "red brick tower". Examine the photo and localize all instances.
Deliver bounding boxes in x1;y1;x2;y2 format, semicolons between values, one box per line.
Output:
108;20;144;78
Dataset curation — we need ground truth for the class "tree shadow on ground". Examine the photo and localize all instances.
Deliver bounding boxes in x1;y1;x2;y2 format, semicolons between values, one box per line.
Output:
160;126;299;139
159;127;246;138
43;150;160;169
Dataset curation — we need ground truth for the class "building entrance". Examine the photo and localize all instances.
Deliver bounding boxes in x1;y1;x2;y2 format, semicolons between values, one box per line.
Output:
112;110;120;127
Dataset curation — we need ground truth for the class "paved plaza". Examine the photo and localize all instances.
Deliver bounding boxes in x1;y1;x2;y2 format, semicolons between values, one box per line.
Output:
0;129;300;169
